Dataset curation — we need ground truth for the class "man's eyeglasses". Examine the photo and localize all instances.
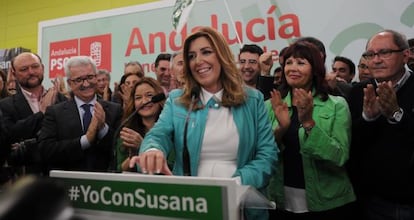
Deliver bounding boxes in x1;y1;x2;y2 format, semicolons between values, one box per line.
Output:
358;64;368;69
70;74;97;84
362;49;405;60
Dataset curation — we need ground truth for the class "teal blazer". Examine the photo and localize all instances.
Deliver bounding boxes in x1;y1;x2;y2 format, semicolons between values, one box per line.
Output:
140;87;278;189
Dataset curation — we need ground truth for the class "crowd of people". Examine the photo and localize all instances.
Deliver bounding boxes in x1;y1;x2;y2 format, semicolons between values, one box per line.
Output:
0;26;413;220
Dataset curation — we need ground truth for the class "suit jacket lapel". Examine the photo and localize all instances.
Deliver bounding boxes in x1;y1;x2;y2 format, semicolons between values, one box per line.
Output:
13;92;34;117
64;100;84;135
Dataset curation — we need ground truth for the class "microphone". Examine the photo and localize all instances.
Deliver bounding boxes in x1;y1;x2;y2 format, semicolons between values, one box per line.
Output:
109;93;166;172
183;87;199;176
137;93;166;111
120;93;166;136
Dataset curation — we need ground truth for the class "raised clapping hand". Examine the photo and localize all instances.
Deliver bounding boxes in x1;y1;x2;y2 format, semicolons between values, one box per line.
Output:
39;81;59;113
129;151;173;175
85;102;106;142
293;88;314;124
270;89;290;143
103;85;111;101
270;89;290;130
363;84;381;119
120;83;132;104
364;81;399;119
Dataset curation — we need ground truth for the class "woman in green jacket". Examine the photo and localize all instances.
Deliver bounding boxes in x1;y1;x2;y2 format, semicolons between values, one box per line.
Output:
266;41;355;220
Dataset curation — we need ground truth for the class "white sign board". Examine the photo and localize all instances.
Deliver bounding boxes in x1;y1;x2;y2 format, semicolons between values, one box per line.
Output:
38;0;414;88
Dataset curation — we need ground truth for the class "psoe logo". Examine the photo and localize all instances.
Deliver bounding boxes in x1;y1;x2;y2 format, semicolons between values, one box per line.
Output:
48;34;112;79
80;34;111;72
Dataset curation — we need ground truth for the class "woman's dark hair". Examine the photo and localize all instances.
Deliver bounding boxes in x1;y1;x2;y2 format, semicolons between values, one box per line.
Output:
112;73;137;105
117;73;136;93
279;41;329;101
123;77;165;137
294;36;327;62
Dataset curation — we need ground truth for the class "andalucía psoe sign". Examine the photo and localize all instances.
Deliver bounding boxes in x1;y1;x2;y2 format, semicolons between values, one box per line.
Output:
50;171;239;220
39;0;414;90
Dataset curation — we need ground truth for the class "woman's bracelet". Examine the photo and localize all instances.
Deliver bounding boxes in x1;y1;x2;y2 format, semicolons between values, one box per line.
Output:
300;120;315;134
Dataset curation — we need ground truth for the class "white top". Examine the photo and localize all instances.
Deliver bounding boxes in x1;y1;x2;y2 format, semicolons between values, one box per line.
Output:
197;88;240;179
284;186;309;213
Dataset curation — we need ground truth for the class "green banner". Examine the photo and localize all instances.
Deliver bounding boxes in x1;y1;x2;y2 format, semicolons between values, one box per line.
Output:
55;177;226;220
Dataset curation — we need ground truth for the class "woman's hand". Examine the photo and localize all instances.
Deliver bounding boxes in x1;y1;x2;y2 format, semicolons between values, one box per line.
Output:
293;88;314;124
120;127;143;158
270;89;290;143
129;150;173;175
270;89;290;130
120;127;143;149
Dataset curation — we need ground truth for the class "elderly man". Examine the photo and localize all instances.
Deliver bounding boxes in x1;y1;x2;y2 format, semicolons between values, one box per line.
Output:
96;69;112;101
38;56;122;173
347;30;414;220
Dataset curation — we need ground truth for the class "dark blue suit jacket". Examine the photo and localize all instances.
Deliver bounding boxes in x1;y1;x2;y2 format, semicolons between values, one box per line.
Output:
0;86;67;173
38;98;122;173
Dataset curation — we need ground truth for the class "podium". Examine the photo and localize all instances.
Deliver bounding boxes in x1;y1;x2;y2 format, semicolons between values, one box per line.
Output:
50;170;275;220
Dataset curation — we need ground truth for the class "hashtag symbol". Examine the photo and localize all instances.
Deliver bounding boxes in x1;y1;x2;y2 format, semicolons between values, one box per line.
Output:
68;185;80;201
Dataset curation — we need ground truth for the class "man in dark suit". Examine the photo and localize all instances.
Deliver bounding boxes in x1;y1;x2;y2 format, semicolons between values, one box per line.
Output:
0;52;67;177
38;56;122;173
347;30;414;220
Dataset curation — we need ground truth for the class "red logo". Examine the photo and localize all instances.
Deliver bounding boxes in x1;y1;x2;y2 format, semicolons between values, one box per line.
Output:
48;34;112;78
49;39;78;78
80;34;111;72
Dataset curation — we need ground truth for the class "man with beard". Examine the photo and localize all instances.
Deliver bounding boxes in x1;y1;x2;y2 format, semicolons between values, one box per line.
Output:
408;38;414;72
0;52;67;178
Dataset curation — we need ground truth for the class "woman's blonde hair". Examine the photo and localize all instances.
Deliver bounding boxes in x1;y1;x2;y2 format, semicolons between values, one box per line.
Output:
179;26;246;109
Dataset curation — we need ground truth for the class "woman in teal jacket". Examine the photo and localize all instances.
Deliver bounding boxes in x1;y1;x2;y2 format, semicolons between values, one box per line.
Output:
130;27;277;220
266;41;355;220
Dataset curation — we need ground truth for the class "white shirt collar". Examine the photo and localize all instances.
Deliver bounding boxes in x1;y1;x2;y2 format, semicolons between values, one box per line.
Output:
200;88;223;105
74;95;97;109
374;69;411;92
21;86;46;100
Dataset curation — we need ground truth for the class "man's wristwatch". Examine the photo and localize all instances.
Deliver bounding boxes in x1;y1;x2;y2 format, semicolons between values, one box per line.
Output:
390;108;404;123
